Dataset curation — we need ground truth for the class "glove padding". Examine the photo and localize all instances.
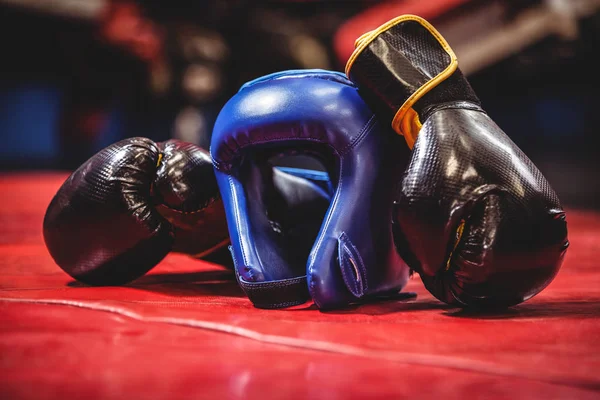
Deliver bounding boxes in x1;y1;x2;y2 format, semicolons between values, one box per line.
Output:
211;70;411;309
44;137;330;286
346;15;569;308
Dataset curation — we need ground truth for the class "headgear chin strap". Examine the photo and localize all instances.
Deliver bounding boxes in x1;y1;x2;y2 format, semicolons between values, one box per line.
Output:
211;69;411;309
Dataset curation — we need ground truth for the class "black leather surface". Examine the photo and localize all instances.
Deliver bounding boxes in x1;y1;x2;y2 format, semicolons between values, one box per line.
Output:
43;137;177;285
347;15;569;308
393;104;568;308
348;19;453;122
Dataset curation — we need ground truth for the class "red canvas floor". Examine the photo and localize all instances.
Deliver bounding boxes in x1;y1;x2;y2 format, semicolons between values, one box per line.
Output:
1;172;599;399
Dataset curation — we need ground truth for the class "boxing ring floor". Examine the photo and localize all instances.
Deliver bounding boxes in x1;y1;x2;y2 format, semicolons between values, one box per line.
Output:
0;172;598;400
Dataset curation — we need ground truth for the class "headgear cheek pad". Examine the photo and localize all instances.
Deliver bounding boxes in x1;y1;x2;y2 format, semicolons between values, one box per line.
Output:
211;69;411;310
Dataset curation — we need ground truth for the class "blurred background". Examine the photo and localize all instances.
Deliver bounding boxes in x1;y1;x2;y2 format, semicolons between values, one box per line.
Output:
0;0;598;209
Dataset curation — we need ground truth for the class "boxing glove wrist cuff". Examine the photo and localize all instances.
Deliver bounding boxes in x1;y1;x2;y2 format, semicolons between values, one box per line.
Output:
345;14;480;148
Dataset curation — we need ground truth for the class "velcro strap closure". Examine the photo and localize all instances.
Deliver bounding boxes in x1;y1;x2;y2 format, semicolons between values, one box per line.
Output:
237;274;311;309
345;15;458;145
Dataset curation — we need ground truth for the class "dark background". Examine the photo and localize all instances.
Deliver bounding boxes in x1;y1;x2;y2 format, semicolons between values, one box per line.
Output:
0;0;598;209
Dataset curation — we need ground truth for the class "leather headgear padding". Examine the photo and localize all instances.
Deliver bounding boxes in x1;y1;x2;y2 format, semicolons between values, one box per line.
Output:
211;69;409;309
211;70;373;172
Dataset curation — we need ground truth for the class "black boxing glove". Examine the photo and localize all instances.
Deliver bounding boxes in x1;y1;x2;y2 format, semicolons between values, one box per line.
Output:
43;137;228;285
346;15;569;308
44;137;330;286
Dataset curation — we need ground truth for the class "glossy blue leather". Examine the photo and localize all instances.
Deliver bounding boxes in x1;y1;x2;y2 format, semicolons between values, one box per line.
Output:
211;69;411;309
